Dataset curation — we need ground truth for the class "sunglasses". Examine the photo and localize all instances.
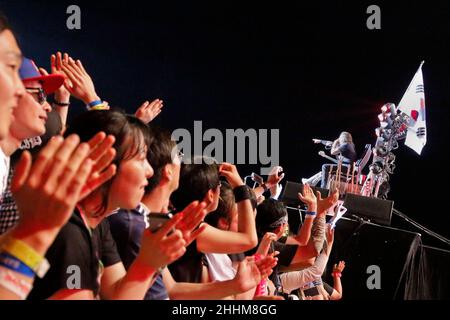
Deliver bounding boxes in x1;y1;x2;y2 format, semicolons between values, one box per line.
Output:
25;87;47;105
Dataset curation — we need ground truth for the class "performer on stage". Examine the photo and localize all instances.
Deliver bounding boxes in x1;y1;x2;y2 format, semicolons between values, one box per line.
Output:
318;131;357;188
302;132;357;188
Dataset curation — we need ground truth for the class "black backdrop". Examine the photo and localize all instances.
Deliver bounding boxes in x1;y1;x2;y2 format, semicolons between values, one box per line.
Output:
1;0;449;254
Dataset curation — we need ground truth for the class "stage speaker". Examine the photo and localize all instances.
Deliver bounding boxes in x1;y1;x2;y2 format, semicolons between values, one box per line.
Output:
343;193;394;226
280;181;330;208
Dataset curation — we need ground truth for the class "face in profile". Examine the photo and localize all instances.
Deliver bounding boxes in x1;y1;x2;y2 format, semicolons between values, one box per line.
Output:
9;79;51;140
0;29;23;140
109;143;154;211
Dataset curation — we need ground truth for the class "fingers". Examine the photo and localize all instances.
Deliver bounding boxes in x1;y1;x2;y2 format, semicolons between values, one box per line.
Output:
27;136;65;187
39;67;49;76
87;132;107;150
316;190;323;201
51;54;57;73
55;52;64;71
65;158;94;205
160;229;187;259
219;162;232;171
43;135;83;194
55;141;91;194
88;133;115;162
61;63;82;86
11;151;32;193
61;57;84;83
68;57;85;78
79;164;117;200
148;99;163;110
155;213;183;239
297;192;305;202
182;206;207;231
178;201;207;231
138;101;150;110
91;148;116;174
76;59;87;75
187;223;207;243
270;250;280;258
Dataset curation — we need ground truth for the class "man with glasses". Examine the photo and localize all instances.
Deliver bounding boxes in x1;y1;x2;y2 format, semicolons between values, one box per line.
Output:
0;57;64;233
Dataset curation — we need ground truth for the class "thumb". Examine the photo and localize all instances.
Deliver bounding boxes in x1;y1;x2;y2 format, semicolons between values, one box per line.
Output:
316;191;323;201
11;151;32;193
39;67;49;76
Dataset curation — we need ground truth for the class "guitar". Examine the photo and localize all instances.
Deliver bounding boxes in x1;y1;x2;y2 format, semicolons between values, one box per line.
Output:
318;151;341;165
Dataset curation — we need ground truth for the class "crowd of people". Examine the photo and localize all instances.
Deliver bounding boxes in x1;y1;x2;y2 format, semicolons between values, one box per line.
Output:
0;13;346;300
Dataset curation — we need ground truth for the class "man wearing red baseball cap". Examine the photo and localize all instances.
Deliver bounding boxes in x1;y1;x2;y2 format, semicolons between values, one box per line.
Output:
0;57;64;232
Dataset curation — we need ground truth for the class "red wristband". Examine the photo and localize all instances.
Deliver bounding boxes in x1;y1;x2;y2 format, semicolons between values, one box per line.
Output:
332;272;342;278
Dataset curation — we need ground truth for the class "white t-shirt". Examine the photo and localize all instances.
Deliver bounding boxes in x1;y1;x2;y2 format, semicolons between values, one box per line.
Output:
0;147;10;204
205;253;237;282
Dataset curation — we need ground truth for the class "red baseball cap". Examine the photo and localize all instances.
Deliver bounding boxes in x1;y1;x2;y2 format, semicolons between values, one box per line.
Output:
19;58;65;94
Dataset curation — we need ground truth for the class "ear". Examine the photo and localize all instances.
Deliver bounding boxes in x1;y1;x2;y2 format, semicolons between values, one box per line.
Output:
162;164;173;181
205;189;214;204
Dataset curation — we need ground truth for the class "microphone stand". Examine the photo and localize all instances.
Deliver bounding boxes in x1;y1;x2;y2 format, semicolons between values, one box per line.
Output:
392;208;450;246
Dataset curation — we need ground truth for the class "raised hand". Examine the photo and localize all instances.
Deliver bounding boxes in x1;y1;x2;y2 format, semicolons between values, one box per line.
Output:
174;201;208;246
333;261;346;274
326;224;335;244
317;189;339;216
254;254;278;279
135;99;164;124
219;163;244;188
298;183;317;212
60;53;100;104
10;135;94;254
266;166;285;188
137;214;186;270
79;132;117;200
234;255;277;292
51;52;71;103
256;232;277;256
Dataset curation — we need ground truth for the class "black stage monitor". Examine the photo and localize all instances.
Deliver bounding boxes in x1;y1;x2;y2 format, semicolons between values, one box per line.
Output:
343;193;394;226
280;181;330;208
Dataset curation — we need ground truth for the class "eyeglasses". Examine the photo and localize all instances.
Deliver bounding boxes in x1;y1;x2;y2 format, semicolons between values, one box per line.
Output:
25;87;47;105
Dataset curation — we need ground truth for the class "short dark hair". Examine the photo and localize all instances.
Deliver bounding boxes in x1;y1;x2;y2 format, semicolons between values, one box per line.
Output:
170;157;220;211
145;125;177;193
205;181;234;228
255;198;288;237
0;13;11;33
64;109;151;216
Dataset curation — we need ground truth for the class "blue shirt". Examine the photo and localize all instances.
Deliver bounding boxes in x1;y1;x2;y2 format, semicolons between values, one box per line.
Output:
108;204;169;300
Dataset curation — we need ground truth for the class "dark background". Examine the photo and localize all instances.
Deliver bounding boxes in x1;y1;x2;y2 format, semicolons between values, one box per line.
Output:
1;1;449;245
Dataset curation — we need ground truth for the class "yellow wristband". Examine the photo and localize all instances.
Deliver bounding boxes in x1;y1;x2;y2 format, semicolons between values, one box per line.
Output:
89;103;109;111
1;237;44;271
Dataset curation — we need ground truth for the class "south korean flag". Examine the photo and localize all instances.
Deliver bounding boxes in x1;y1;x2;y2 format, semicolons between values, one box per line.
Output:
398;61;427;155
